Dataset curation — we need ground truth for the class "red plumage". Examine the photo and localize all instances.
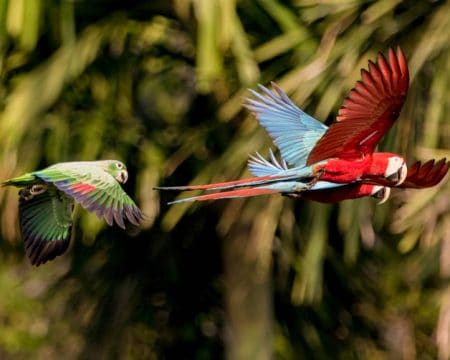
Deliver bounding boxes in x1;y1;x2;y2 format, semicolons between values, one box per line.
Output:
307;48;409;164
69;182;96;194
399;159;449;189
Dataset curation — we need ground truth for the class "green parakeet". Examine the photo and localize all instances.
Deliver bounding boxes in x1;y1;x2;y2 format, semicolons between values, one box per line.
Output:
2;160;143;266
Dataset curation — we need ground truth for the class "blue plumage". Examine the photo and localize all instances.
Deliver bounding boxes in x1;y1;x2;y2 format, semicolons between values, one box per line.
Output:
241;83;348;197
244;83;327;168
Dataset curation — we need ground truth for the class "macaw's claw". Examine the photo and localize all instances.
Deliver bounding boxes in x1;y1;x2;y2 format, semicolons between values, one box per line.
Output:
305;169;326;189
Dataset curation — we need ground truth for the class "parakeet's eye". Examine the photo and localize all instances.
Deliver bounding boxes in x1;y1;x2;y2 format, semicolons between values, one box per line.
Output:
115;162;124;169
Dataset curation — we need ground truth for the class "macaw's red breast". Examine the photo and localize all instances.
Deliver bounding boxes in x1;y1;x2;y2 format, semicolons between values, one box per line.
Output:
314;157;370;183
314;152;406;186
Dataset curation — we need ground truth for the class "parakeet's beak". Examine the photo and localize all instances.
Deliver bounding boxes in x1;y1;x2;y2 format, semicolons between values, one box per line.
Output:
117;170;128;184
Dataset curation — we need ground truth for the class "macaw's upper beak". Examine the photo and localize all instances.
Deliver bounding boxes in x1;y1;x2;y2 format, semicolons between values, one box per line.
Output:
371;186;391;204
386;163;408;186
116;170;128;184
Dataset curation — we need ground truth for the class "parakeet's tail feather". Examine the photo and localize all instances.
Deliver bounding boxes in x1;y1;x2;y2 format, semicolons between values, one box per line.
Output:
2;173;38;187
168;188;279;204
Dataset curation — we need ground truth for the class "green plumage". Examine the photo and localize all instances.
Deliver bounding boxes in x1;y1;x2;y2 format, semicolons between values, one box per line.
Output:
19;186;73;265
3;160;143;266
3;173;39;187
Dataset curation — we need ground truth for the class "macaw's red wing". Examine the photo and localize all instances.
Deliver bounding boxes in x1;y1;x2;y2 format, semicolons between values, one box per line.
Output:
307;48;409;165
399;158;449;188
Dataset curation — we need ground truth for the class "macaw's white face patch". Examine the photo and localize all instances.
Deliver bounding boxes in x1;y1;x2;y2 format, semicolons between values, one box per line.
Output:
385;156;407;185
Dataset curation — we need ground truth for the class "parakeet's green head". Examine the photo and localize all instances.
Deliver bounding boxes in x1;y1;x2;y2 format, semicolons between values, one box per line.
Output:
98;160;129;184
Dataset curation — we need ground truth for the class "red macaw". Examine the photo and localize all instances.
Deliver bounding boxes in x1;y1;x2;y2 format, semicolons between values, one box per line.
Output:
156;48;448;204
160;158;448;204
293;159;449;204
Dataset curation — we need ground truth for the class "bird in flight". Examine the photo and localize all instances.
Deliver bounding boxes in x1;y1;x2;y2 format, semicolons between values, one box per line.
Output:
156;48;448;203
3;160;143;266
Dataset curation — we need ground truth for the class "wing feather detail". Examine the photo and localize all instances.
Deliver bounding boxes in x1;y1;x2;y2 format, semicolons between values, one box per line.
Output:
399;159;449;189
34;164;143;229
244;83;327;167
307;48;409;164
19;186;73;266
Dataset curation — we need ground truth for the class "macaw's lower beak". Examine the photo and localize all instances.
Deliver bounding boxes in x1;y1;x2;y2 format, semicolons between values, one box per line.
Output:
371;186;391;204
117;170;128;184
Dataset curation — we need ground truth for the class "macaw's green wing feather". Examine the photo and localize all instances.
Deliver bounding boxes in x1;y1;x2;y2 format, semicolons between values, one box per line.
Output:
33;164;143;229
19;185;74;266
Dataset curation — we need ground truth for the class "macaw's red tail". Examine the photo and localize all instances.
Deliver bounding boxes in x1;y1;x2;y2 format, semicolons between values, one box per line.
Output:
168;187;279;204
154;173;302;192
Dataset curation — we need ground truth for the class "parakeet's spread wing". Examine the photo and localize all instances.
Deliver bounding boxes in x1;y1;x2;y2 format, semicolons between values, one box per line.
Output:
307;48;409;165
245;83;327;167
33;164;142;229
19;186;73;266
398;159;449;189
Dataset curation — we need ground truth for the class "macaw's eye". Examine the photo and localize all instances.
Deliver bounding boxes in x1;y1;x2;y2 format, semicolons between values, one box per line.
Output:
115;162;124;169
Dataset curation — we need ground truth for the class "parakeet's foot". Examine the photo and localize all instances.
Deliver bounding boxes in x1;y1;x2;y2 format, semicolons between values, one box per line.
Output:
19;184;48;201
30;184;47;195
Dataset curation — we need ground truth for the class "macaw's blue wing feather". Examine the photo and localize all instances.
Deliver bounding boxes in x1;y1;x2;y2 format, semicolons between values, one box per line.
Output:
244;83;327;167
248;151;345;190
248;150;289;177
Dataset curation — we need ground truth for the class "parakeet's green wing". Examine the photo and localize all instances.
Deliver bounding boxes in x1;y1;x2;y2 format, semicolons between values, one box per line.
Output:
33;164;142;229
19;186;74;266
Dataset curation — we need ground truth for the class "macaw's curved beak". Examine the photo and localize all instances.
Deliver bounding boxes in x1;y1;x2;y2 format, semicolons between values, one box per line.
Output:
371;186;391;204
116;170;128;184
386;163;408;186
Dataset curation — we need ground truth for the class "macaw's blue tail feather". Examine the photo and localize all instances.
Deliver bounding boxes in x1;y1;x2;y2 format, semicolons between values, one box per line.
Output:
154;175;285;191
155;166;315;193
166;180;314;204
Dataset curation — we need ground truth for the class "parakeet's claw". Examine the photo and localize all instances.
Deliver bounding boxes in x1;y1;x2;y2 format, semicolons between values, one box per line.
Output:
30;184;47;195
19;184;48;201
19;189;32;201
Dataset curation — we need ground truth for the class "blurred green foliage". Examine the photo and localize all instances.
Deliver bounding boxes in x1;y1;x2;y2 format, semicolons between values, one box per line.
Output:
0;0;449;358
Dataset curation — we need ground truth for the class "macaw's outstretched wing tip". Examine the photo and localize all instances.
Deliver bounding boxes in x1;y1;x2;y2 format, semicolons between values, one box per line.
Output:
307;47;410;165
399;158;449;188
